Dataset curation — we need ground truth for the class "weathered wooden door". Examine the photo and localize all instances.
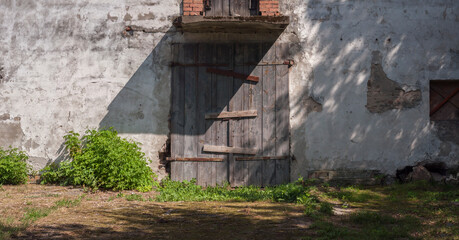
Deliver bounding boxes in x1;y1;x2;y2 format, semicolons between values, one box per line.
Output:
170;42;290;186
204;0;258;17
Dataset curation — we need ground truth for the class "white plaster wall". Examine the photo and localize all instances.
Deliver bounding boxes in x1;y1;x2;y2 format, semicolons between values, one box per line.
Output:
0;0;458;180
281;0;459;177
0;0;180;178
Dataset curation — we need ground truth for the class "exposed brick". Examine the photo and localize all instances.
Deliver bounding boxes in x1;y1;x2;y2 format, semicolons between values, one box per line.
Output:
366;51;422;113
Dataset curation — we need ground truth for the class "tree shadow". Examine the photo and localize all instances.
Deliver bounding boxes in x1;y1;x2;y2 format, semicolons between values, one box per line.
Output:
18;202;312;240
98;28;174;135
283;0;459;177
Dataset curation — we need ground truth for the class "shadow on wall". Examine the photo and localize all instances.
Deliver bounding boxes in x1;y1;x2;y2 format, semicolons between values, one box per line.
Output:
99;28;283;137
98;27;174;135
286;0;458;174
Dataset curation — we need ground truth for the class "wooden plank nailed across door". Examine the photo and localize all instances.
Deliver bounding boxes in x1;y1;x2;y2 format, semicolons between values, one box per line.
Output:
207;68;259;82
205;110;257;119
203;145;258;155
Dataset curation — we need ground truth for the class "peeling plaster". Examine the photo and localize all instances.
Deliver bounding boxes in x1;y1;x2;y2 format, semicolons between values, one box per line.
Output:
366;51;422;113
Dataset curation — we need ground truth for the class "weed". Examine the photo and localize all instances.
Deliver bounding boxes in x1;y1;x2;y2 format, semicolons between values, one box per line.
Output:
125;194;144;201
155;178;315;203
40;128;157;192
21;208;51;223
319;202;333;215
326;186;379;203
44;193;60;198
0;217;24;240
54;197;82;208
0;147;30;185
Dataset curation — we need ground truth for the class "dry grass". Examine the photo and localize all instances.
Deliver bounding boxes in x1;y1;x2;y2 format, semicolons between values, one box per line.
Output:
0;184;310;240
1;181;458;240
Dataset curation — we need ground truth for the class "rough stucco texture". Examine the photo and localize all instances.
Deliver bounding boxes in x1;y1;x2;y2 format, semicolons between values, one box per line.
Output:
283;0;459;177
0;0;458;180
0;0;178;178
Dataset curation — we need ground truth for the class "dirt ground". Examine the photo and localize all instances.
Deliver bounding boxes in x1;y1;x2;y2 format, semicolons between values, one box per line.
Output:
1;182;458;240
0;184;312;240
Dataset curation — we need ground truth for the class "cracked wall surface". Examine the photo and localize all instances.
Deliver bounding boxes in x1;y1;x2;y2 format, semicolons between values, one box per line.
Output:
366;51;422;113
0;0;179;176
283;0;459;178
0;0;458;180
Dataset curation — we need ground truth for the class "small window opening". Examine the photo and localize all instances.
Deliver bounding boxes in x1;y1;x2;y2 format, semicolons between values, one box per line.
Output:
429;80;459;121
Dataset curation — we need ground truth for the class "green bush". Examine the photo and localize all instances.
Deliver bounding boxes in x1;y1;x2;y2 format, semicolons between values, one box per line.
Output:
0;147;30;185
40;128;157;192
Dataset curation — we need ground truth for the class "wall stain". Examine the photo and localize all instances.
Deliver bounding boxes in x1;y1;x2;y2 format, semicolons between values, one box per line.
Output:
124;13;133;21
0;63;5;83
137;12;156;20
366;51;422;113
303;96;323;116
107;13;118;22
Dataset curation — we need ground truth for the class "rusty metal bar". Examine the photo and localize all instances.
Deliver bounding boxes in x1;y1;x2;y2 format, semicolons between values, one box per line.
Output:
430;87;459;116
207;68;259;82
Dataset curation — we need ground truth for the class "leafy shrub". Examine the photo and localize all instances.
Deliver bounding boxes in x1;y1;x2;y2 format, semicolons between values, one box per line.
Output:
40;128;157;191
0;147;30;185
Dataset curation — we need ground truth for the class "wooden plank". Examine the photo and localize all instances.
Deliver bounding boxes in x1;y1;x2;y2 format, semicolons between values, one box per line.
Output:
209;43;219;186
231;43;247;187
197;43;214;186
182;43;198;181
209;0;223;16
275;43;291;185
236;156;290;161
230;0;250;17
262;42;277;187
167;157;224;162
205;110;257;119
246;43;263;186
222;0;230;16
171;44;185;182
203;145;258;155
206;68;259;82
215;44;231;185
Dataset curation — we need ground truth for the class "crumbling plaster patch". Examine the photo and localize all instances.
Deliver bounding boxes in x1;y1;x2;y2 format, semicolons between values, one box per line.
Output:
366;51;422;113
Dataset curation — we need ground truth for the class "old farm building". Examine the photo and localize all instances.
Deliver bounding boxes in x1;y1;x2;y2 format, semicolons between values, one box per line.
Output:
0;0;458;185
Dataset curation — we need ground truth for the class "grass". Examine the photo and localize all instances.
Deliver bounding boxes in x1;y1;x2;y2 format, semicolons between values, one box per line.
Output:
155;177;317;203
54;195;84;208
0;190;86;240
125;194;144;201
21;208;52;223
0;180;457;239
306;211;421;240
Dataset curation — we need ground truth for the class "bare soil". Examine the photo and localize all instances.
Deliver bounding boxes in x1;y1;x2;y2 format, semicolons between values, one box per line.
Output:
1;184;311;240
